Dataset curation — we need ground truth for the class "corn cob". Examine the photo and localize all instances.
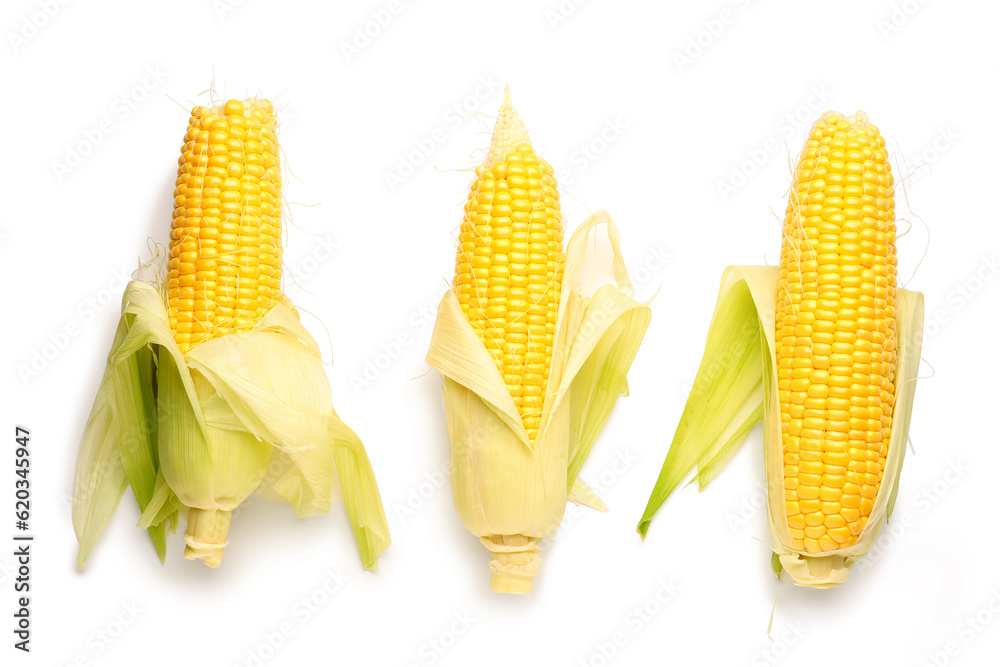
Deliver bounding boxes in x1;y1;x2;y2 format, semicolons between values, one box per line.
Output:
638;110;922;587
776;111;897;554
73;97;389;571
428;89;650;593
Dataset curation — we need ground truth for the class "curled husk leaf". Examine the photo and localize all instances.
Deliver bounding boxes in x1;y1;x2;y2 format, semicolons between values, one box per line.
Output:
637;266;923;587
428;211;651;593
73;279;390;570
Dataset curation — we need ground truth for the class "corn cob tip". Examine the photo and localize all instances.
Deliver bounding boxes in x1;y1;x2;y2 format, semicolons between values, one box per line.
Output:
485;87;531;167
193;97;276;118
819;109;873;131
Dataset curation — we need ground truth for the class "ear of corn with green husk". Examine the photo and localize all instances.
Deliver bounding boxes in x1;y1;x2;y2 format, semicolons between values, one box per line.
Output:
427;89;651;594
638;111;923;587
73;98;390;570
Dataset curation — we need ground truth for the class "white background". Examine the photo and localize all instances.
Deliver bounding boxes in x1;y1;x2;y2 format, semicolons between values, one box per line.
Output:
2;0;998;665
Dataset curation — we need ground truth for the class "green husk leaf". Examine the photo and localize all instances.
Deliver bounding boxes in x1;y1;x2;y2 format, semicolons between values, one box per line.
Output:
107;329;165;559
692;399;764;488
73;312;130;568
332;424;392;571
74;279;193;567
771;552;783;577
137;469;184;530
637;266;775;537
117;282;203;427
156;344;214;509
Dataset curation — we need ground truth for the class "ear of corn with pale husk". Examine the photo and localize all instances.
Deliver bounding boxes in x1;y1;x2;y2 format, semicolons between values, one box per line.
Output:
638;111;924;587
427;90;650;593
73;98;389;571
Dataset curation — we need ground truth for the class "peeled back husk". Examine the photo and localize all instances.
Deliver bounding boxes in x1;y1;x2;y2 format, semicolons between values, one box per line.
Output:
637;266;923;587
73;279;390;570
428;211;651;593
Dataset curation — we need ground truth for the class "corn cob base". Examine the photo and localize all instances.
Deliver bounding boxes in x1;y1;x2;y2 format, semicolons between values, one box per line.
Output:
482;535;542;594
183;508;231;567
